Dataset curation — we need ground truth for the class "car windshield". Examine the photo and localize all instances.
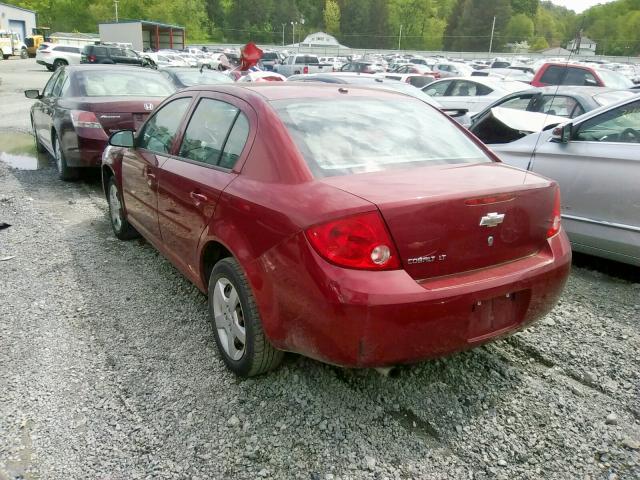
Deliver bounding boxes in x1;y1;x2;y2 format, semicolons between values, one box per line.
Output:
77;71;174;97
596;69;634;89
174;70;234;86
273;97;488;177
593;90;636;106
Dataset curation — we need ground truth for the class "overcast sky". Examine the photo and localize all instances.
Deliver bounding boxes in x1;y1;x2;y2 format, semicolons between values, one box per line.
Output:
549;0;616;13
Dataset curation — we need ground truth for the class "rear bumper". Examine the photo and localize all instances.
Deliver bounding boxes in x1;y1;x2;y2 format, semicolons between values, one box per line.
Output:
255;231;571;368
62;130;108;168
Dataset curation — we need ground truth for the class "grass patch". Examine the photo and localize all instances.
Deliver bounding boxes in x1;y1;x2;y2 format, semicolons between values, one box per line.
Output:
0;133;37;156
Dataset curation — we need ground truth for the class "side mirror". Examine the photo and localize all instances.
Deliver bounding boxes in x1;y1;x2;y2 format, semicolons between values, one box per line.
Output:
551;123;572;143
109;130;135;148
25;89;41;99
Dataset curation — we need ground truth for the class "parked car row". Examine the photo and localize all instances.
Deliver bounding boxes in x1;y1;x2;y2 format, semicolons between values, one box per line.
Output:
22;61;639;379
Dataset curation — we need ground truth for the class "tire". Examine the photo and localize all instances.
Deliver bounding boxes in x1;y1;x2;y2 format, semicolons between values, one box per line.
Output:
107;177;139;240
20;48;28;59
53;59;67;70
31;118;46;153
208;258;284;377
45;64;55;72
2;55;9;60
52;134;79;181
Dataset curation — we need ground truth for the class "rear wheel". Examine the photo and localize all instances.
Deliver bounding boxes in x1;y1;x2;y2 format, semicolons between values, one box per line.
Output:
52;134;78;181
208;258;284;377
20;48;28;59
107;177;139;240
53;59;67;70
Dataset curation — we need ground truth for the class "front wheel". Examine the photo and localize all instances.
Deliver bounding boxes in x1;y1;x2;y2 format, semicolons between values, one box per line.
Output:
209;258;284;377
20;48;28;59
107;177;139;240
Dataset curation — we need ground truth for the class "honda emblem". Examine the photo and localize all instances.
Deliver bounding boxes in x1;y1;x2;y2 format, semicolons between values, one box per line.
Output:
143;103;154;111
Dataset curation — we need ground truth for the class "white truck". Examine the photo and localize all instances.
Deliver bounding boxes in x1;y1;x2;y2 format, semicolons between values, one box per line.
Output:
0;31;28;59
274;54;330;77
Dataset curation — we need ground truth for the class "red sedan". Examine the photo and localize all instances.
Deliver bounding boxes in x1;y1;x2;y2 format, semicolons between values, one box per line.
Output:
25;65;174;180
102;84;571;377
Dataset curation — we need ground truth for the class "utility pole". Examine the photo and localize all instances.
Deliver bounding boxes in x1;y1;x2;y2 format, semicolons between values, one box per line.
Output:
114;0;119;22
282;24;285;46
488;16;496;54
291;21;296;46
398;24;402;50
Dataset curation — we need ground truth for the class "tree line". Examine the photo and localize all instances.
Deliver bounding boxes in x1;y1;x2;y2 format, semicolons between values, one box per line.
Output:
6;0;640;55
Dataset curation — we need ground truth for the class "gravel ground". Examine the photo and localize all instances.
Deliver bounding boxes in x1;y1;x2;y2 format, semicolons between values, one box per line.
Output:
1;58;639;480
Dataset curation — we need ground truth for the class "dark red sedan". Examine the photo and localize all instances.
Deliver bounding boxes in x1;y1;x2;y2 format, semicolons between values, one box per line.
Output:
102;84;571;377
25;65;174;180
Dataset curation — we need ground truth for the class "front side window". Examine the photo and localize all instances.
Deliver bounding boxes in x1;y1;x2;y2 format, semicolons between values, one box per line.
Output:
574;100;640;143
139;97;192;153
42;70;62;97
51;71;67;97
498;94;534;111
274;97;489;178
178;98;243;167
424;80;451;97
538;95;582;117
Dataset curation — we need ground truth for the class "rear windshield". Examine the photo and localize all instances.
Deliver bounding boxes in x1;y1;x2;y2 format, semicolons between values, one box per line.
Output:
262;52;279;60
593;89;636;106
174;70;234;86
295;56;319;65
76;71;174;97
273;98;489;177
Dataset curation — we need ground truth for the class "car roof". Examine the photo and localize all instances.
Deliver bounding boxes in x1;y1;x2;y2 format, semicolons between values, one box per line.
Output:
431;76;529;89
64;65;159;74
180;83;408;102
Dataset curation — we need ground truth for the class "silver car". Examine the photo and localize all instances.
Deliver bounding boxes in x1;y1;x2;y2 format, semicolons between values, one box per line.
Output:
491;94;640;266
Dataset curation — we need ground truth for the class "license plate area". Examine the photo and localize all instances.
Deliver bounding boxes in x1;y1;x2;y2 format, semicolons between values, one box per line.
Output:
468;291;526;341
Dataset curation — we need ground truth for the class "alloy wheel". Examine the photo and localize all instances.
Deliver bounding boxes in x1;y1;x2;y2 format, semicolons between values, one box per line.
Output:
212;278;246;361
108;183;123;231
54;138;62;173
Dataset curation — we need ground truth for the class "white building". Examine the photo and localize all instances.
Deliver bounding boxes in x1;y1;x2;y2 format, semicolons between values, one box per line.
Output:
100;20;185;51
0;1;37;42
567;36;597;56
288;31;349;49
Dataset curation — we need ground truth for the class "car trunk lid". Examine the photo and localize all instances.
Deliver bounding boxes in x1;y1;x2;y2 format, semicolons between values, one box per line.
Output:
322;163;557;280
73;97;163;133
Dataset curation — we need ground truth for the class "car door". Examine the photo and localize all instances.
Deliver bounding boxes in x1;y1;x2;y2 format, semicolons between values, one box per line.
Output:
122;96;193;243
156;93;254;277
33;69;63;152
422;79;454;100
431;80;489;112
530;99;640;260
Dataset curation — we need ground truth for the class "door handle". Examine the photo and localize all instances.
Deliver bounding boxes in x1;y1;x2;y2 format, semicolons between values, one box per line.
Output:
190;191;208;203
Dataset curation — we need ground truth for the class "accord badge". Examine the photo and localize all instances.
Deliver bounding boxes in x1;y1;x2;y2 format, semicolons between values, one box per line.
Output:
479;212;505;228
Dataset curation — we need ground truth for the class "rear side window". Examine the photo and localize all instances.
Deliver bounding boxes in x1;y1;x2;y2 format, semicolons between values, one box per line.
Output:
539;65;565;84
178;98;247;168
139;98;192;154
92;46;107;56
295;56;319;64
274;98;489;177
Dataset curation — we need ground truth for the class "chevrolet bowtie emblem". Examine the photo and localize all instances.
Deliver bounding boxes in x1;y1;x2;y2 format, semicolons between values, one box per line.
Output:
479;212;505;227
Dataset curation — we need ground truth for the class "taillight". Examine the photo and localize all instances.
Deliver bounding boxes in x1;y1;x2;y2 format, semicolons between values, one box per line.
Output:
88;54;97;62
71;110;103;129
547;187;561;238
303;65;309;74
305;212;400;270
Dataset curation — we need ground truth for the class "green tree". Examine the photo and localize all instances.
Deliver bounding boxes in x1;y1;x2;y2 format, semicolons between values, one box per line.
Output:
530;35;549;50
506;13;534;43
323;0;341;35
511;0;539;17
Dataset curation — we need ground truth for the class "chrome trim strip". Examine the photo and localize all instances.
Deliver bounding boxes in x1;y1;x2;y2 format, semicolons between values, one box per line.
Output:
562;214;640;233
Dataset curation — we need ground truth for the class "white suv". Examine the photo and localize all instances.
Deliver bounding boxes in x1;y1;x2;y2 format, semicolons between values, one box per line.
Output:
36;43;82;71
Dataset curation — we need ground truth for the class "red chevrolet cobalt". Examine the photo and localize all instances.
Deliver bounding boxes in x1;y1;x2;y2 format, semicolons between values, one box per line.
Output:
102;84;571;377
